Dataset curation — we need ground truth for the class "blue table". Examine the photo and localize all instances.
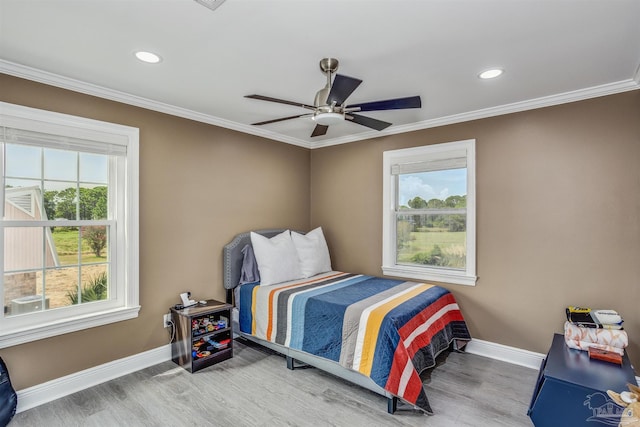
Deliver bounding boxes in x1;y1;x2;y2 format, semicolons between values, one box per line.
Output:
528;333;637;427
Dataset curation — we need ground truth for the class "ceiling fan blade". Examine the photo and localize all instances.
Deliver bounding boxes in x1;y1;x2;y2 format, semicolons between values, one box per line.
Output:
346;113;392;131
245;94;316;111
327;74;363;106
311;124;329;137
251;113;312;126
348;95;421;112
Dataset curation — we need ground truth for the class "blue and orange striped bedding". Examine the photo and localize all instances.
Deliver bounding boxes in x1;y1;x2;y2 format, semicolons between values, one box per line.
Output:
238;271;470;412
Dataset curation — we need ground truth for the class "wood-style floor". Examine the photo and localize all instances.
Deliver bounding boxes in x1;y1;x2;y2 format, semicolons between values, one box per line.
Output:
10;339;537;426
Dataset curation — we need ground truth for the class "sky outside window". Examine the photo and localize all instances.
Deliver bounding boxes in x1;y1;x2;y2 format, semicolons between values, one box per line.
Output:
5;144;108;184
398;168;466;206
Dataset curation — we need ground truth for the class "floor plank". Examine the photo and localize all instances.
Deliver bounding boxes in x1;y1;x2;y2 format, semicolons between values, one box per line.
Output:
10;340;537;426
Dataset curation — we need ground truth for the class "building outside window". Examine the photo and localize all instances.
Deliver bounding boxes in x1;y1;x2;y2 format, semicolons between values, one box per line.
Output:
0;102;139;348
382;139;477;286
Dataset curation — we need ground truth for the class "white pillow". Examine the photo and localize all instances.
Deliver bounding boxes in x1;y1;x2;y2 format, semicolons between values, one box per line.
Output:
250;230;302;286
291;227;332;278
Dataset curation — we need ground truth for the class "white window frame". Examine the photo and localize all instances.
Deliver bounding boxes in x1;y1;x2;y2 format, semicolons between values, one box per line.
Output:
0;102;140;348
382;139;477;286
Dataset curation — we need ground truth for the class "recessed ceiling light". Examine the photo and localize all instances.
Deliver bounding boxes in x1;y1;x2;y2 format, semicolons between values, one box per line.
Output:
135;51;162;64
479;68;504;79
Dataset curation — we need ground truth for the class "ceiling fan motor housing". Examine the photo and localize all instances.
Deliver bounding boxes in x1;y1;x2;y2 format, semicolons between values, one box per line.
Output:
314;87;331;108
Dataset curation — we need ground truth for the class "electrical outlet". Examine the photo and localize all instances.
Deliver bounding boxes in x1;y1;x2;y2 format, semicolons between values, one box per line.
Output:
163;313;171;328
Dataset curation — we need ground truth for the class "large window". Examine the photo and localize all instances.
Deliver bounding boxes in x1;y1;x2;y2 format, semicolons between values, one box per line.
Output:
382;139;476;286
0;102;139;347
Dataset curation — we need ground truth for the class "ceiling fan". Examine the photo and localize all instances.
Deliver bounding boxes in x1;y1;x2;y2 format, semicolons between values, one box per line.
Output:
245;58;422;137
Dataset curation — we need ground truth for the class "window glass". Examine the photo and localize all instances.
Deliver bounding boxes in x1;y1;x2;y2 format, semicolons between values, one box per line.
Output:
5;144;40;179
3;226;44;272
43;266;79;309
396;169;467;269
4;180;43;220
80;225;109;262
79;152;108;184
79;185;108;220
44;148;77;181
50;226;80;266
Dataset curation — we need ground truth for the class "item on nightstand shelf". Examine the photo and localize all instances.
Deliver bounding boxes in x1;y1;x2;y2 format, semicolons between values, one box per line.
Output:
566;306;624;329
588;346;623;365
606;384;640;427
564;306;628;357
206;337;230;350
564;321;628;355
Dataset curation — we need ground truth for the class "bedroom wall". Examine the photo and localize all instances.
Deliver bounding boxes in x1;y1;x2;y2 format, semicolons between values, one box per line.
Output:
0;74;311;390
310;90;640;369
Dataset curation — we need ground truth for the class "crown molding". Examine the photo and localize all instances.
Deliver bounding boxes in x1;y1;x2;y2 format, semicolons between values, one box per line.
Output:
312;78;640;149
0;60;311;149
2;59;637;151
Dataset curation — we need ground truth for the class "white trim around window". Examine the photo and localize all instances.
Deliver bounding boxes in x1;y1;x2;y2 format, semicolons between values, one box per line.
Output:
382;139;477;286
0;102;140;348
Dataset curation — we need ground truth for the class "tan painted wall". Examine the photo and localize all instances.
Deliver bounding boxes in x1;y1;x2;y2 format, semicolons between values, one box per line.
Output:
0;74;310;389
311;90;640;369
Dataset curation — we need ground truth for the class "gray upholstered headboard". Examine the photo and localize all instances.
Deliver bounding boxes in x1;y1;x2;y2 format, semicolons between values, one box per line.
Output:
223;229;303;291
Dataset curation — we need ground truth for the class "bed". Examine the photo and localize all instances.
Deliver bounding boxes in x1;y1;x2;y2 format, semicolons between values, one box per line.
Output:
223;228;471;415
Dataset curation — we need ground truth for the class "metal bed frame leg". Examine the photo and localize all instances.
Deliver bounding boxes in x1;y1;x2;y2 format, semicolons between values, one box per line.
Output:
286;356;312;370
387;396;398;414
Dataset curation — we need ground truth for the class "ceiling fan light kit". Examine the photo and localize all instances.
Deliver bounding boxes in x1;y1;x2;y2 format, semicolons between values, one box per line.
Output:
245;58;422;137
312;112;343;126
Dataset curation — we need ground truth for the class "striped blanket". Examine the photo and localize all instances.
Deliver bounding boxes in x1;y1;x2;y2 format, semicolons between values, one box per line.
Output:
238;271;470;413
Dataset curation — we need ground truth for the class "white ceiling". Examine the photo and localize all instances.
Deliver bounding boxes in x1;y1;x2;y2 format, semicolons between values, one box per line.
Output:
1;0;639;149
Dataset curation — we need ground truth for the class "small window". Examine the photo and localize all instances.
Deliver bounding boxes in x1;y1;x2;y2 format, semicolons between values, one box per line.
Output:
382;139;477;286
0;102;140;347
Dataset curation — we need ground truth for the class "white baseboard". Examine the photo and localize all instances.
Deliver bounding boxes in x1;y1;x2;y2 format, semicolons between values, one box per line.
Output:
16;344;171;413
16;339;544;413
465;338;545;370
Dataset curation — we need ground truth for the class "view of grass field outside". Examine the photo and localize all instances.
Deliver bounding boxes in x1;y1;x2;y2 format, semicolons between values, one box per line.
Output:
396;168;467;270
46;224;109;308
39;188;110;309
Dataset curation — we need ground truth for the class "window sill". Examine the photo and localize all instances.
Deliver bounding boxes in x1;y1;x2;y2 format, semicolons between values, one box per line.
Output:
382;265;477;286
0;305;141;349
